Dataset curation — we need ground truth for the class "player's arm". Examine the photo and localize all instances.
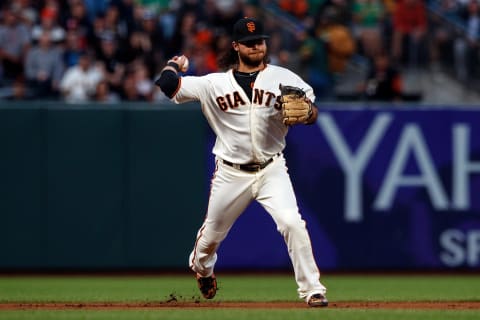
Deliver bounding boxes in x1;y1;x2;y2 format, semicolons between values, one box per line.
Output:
154;55;189;98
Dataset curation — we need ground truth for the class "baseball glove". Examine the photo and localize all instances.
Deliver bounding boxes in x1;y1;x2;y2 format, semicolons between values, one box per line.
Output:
279;84;313;125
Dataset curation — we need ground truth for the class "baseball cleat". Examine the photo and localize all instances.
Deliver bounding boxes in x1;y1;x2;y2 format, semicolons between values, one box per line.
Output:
307;293;329;307
196;273;217;299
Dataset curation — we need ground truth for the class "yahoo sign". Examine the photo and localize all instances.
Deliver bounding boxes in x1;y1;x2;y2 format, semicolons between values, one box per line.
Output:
217;107;480;270
318;112;480;223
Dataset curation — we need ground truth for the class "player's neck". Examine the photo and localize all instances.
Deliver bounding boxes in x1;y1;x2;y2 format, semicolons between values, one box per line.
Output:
237;62;265;74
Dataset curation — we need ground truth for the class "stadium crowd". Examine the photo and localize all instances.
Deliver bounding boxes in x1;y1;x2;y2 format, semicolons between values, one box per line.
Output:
0;0;478;103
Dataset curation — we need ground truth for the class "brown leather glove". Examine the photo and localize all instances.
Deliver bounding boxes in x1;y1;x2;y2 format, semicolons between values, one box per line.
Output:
279;84;313;125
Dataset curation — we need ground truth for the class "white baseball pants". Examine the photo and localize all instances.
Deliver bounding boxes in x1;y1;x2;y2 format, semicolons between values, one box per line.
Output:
189;154;327;300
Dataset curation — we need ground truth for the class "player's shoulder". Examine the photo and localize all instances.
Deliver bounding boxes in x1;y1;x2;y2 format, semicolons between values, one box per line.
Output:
264;64;299;77
202;71;230;81
181;71;229;87
183;71;229;85
265;64;289;72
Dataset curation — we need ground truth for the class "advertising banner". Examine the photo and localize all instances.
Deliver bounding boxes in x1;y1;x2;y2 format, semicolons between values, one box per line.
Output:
215;107;480;270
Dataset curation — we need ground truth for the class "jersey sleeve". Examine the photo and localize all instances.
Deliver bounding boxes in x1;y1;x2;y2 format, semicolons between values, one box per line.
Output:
293;73;316;103
275;66;316;103
172;75;210;104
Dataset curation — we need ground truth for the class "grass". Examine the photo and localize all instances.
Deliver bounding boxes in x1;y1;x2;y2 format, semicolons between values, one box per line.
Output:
0;309;480;320
0;273;479;319
324;274;480;301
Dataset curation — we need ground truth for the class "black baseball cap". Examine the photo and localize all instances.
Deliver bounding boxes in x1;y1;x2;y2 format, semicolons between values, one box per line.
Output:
232;17;269;43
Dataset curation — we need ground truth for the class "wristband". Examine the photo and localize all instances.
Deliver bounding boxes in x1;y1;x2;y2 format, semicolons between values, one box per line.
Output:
167;61;181;72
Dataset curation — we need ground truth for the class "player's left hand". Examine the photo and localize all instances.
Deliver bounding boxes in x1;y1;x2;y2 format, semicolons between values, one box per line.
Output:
279;84;313;125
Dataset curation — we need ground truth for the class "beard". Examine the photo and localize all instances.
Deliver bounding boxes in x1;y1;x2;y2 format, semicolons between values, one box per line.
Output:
238;50;265;68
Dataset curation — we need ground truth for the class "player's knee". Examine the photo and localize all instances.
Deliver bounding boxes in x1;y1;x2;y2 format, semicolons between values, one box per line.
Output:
276;212;306;236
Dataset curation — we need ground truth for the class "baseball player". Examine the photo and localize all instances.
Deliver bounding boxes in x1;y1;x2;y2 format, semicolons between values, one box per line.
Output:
155;17;328;307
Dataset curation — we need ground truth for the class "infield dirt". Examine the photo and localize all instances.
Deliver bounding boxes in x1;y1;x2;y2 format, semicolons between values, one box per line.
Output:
1;301;479;310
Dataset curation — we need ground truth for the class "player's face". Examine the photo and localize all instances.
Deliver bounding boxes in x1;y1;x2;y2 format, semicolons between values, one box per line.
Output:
235;39;267;67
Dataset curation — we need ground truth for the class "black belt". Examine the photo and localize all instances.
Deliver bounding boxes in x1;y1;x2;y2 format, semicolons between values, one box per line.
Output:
223;154;279;172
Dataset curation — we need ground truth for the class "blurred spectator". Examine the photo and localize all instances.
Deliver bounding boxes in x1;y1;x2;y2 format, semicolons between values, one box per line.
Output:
25;30;64;99
267;31;293;67
59;51;103;103
453;0;480;81
31;6;65;44
11;0;37;28
429;0;460;72
307;0;326;17
241;1;261;18
37;0;63;13
204;0;243;29
278;0;309;19
135;0;171;15
110;0;136;36
298;27;332;98
317;7;356;75
136;9;165;76
185;45;217;75
317;0;353;26
62;0;91;48
83;0;108;22
169;11;198;57
391;0;428;68
96;31;125;94
139;9;163;43
358;51;403;101
158;6;176;42
182;23;218;75
88;12;107;56
8;78;29;100
131;60;154;100
121;71;146;101
352;0;385;60
93;79;120;103
63;29;85;67
0;78;29;100
123;29;153;64
0;5;31;83
103;3;129;43
377;0;395;57
1;0;479;104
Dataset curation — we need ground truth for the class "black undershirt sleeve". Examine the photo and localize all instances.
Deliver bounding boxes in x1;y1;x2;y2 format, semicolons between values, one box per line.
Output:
154;70;180;99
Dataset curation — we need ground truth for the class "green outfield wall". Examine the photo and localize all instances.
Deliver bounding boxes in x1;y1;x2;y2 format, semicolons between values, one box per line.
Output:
3;103;480;271
0;102;207;269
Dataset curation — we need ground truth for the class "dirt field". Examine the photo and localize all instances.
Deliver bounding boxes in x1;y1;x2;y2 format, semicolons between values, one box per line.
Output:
1;301;480;310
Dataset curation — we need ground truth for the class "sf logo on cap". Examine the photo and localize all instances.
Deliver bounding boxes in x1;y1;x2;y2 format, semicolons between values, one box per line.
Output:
246;22;256;32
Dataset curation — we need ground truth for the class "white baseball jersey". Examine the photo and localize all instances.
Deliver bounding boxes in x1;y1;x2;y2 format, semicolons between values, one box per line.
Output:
171;65;315;164
170;63;327;302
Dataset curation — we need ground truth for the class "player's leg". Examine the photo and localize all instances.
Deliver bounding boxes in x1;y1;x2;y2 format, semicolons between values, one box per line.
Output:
255;154;327;305
189;159;255;278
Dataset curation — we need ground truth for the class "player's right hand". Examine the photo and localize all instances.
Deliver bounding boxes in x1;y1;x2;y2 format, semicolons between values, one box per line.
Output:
168;55;189;72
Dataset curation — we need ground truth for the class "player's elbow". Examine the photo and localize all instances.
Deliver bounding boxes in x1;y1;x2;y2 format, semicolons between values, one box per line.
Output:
154;70;180;98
